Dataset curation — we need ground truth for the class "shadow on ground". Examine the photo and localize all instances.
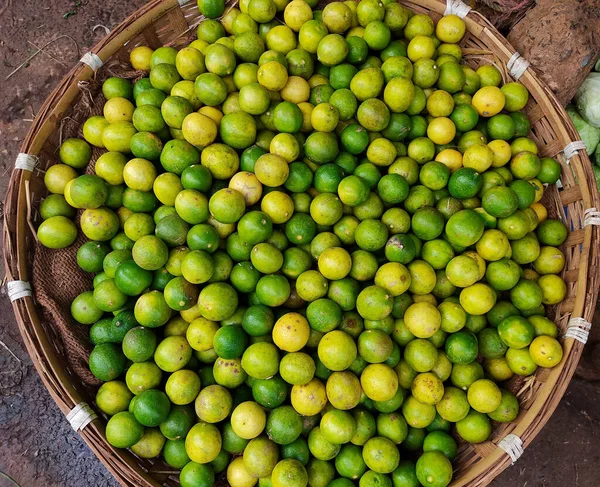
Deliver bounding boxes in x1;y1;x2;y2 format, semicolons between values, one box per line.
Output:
0;1;598;487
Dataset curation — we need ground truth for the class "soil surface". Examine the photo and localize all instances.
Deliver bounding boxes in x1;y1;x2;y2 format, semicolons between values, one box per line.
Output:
0;1;599;487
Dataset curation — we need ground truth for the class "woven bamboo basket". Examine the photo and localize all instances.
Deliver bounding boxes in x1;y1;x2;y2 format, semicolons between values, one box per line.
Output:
3;0;599;485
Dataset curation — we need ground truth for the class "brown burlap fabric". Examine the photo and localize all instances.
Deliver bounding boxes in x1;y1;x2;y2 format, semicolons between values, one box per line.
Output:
33;233;99;388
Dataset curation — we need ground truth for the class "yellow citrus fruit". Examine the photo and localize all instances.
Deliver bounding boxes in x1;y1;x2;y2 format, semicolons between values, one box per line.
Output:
488;139;512;167
411;372;444;405
291;378;327;415
229;171;263;205
426;90;454;117
185;422;222;463
104;97;135;123
529;336;563;368
374;262;411;297
413;294;437;306
404;302;442;338
254;153;290;187
531;202;548;222
484;357;514;382
189;39;209;53
530;178;544;203
537;274;567;305
261;191;295;224
407;35;436;62
511;137;538;155
460;283;496;315
195;385;233;423
467;378;502;413
360;364;399;401
258;61;289;91
130;46;154;70
44;164;79;194
308;73;329;88
182;113;218;148
318;330;357;370
284;0;314;31
198;106;224;125
318;247;352;280
463;144;494;172
273;312;311;352
472;86;505;117
311;103;340;132
83;115;109;148
367;137;397;166
475;229;510;261
227;456;257;487
231;401;266;439
427;117;456;145
533;246;565;275
298;102;314;131
187;317;220;351
123;158;157;192
280;76;311;103
322;2;353;33
326;371;362;410
436;14;466;43
176;47;207;80
435;148;463;172
154;172;183;206
270;133;301;162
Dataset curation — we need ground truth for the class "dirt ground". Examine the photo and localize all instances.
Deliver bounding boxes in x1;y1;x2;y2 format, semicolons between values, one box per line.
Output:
0;1;599;487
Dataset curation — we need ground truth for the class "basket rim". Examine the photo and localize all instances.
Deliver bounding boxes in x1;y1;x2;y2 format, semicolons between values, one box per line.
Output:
3;0;599;486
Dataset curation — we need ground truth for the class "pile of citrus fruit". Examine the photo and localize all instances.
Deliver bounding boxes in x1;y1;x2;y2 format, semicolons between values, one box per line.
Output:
37;0;569;485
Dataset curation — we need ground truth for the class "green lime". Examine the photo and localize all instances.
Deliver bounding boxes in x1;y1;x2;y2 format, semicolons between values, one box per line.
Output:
510;112;531;137
482;186;519;218
536;219;568;246
256;274;291;307
448;168;483;200
509;179;536;210
498;315;535;349
423;431;457;461
456;410;492;443
485;258;521;291
315;163;345;193
445;330;478;364
39;194;76;220
123;326;157;363
411;208;444;241
89;343;127;381
445;209;485;247
180;461;215;487
510;278;543;311
106;412;144;448
415;451;453;487
305;131;340;164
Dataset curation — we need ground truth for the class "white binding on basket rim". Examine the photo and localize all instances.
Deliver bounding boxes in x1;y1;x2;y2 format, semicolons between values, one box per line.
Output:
565;317;591;344
80;52;103;72
584;208;600;227
507;52;530;80
563;140;587;162
444;0;471;18
178;0;192;5
66;402;97;432
15;153;38;172
498;434;524;464
7;280;32;302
